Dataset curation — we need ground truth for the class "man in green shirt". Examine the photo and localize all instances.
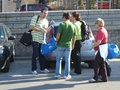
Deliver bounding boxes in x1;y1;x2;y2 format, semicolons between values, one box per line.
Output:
55;12;76;79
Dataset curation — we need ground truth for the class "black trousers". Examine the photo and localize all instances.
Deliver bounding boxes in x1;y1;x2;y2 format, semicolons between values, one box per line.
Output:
71;40;82;74
93;51;108;81
32;42;47;71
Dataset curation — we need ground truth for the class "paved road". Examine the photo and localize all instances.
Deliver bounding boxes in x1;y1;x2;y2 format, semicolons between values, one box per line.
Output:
0;59;120;90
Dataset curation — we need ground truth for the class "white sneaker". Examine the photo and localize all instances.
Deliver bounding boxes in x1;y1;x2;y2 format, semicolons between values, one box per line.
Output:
63;75;72;80
89;78;97;83
40;68;49;73
32;70;38;75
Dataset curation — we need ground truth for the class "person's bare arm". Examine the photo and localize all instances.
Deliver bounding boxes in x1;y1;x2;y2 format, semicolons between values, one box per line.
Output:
93;40;101;48
56;33;60;44
45;20;55;33
29;25;47;33
29;20;55;33
72;36;76;49
89;30;95;40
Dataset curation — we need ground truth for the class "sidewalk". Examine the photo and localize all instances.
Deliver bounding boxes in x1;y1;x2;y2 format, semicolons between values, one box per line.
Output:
0;59;120;90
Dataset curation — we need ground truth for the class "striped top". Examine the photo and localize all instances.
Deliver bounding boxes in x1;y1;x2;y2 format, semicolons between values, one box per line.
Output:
30;15;49;43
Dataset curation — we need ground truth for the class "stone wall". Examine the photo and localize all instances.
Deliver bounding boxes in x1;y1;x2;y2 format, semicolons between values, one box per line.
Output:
0;9;120;58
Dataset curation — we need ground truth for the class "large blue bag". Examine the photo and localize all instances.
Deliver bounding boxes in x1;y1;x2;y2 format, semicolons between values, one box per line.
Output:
107;43;120;59
41;37;57;55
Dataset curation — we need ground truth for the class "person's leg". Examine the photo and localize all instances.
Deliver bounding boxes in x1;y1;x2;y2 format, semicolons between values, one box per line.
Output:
105;60;111;77
64;48;72;77
98;60;111;78
55;47;64;77
32;42;39;71
93;51;101;81
100;59;108;82
39;43;47;70
71;40;81;74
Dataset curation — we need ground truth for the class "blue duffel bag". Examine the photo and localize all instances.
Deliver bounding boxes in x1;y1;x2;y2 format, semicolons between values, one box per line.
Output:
41;37;57;55
107;43;120;59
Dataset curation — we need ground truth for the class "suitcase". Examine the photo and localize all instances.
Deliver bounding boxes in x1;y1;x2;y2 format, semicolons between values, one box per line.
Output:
19;30;32;46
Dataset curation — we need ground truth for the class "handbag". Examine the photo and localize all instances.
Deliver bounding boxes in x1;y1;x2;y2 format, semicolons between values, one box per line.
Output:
19;15;40;46
41;36;57;55
107;43;120;59
19;30;32;46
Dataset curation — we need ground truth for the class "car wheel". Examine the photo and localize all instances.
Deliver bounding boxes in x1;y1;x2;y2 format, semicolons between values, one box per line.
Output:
46;60;56;69
2;60;10;72
87;61;94;68
10;54;14;62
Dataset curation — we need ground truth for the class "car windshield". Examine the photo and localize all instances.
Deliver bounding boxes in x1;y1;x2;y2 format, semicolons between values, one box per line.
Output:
28;5;37;11
20;5;37;11
39;5;51;10
0;26;5;39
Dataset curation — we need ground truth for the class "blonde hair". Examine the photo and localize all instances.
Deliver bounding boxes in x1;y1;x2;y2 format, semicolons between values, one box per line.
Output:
95;18;105;27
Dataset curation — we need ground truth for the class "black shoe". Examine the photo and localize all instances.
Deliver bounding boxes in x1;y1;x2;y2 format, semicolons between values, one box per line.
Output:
101;80;108;82
74;70;81;75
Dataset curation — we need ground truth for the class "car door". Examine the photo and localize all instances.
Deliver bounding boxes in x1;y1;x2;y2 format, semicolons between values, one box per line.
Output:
3;25;14;57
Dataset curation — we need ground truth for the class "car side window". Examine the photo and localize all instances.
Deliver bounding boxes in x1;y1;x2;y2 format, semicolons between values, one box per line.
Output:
4;26;11;38
28;5;37;11
20;5;26;11
39;5;45;11
0;26;5;39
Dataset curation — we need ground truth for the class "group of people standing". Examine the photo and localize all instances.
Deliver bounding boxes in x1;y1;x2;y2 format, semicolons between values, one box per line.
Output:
29;7;109;82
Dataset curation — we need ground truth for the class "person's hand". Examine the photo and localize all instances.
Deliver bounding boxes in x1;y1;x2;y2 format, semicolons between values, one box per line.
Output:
50;20;55;27
43;29;47;33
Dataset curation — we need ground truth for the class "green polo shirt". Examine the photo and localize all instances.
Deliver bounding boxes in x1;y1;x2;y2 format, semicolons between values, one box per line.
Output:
57;21;76;48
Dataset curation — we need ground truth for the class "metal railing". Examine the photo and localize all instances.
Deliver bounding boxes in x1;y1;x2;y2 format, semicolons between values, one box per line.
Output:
47;0;120;10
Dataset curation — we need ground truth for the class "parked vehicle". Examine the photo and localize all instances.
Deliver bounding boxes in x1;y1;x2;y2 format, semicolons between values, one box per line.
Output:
0;23;15;72
45;22;95;68
19;4;53;12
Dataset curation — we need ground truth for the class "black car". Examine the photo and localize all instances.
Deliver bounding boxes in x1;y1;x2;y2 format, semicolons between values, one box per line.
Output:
0;23;15;72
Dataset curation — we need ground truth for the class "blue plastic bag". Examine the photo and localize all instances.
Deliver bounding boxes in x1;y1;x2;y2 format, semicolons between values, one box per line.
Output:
107;43;120;59
41;37;57;55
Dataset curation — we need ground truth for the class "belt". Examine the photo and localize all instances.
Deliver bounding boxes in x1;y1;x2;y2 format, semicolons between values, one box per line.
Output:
100;42;107;45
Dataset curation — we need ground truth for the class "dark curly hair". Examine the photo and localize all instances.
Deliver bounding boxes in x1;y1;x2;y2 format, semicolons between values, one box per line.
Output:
62;12;71;19
71;12;82;21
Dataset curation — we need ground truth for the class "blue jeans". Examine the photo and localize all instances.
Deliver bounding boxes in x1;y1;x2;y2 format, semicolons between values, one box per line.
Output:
56;47;72;77
32;42;46;71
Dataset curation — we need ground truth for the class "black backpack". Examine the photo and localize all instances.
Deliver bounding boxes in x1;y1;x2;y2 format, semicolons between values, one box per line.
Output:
19;30;32;46
19;15;40;46
80;20;89;42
